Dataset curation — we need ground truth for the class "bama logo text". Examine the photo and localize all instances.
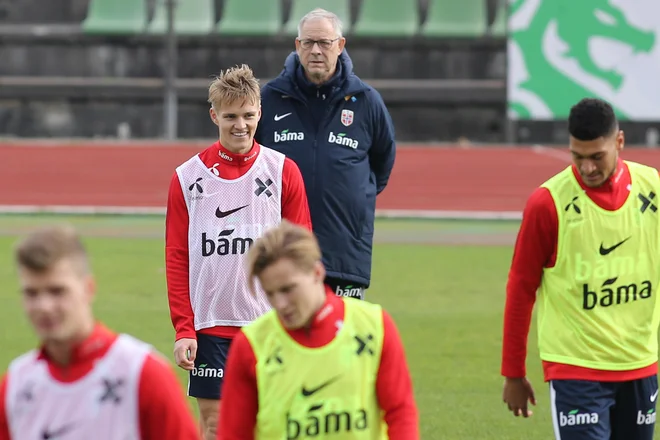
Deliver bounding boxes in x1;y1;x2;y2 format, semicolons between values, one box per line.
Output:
638;409;656;425
274;130;304;143
328;132;359;149
559;409;599;427
335;285;363;298
582;277;652;310
201;230;253;256
287;404;368;439
191;364;224;378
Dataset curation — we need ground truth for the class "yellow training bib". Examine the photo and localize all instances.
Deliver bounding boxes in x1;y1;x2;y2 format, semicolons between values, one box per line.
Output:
538;160;660;370
243;298;388;439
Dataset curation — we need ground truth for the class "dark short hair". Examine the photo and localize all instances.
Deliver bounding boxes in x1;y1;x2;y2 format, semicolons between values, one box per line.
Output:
568;98;618;141
14;225;90;274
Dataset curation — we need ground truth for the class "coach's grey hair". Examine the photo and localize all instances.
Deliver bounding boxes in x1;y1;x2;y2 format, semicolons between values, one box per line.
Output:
297;8;343;38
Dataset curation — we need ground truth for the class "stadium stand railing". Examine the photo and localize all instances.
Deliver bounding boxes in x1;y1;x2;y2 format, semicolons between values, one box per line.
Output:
0;0;508;141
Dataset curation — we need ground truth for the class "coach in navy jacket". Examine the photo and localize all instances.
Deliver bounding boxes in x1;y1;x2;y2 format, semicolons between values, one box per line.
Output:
255;10;396;296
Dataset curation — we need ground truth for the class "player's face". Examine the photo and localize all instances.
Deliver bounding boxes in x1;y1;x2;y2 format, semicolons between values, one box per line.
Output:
18;258;95;345
210;99;261;154
257;258;326;330
569;130;624;188
295;18;346;85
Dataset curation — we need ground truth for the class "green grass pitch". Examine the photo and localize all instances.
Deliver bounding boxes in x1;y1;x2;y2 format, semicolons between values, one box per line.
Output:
0;214;655;438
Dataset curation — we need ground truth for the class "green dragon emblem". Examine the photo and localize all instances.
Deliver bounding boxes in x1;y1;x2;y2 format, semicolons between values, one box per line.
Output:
508;0;655;120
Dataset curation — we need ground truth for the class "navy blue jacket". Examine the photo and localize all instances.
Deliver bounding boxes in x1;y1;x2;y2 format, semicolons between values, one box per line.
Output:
255;50;396;287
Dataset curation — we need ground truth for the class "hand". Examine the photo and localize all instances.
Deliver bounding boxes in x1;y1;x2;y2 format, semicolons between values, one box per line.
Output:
173;338;197;371
502;377;537;417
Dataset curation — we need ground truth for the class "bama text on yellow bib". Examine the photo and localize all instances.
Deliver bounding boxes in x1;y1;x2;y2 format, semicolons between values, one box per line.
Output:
538;160;660;371
243;298;388;439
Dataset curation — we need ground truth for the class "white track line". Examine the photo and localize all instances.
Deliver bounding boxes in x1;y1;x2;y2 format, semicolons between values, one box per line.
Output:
0;205;523;221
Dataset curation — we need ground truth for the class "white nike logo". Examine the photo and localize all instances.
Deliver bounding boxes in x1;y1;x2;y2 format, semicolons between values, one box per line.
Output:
274;113;291;121
651;389;658;402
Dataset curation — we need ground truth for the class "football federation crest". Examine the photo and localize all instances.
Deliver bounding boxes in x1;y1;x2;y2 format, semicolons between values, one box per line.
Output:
340;109;354;127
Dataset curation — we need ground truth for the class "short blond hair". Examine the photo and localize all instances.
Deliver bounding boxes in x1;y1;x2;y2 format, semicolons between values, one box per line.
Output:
246;221;321;295
208;64;261;110
14;225;90;274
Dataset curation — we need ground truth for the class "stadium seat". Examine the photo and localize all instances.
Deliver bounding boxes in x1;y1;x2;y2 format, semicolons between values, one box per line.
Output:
284;0;351;36
148;0;215;35
421;0;488;38
81;0;148;34
216;0;282;36
489;0;507;37
352;0;419;37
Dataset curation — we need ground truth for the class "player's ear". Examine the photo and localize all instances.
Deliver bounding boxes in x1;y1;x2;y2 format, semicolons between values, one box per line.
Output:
209;107;219;126
85;274;97;303
616;130;625;152
313;260;325;283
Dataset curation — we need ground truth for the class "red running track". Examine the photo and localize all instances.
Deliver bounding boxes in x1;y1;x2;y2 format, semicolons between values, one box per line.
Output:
2;141;660;213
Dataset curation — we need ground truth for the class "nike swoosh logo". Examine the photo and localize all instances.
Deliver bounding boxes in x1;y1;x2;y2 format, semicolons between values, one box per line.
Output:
215;205;249;218
651;389;658;402
274;113;291;121
301;375;341;397
42;422;77;439
599;236;631;255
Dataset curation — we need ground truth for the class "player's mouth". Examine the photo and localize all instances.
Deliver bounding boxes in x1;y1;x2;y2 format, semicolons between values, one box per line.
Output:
280;311;297;326
584;173;602;183
34;317;58;333
231;131;248;139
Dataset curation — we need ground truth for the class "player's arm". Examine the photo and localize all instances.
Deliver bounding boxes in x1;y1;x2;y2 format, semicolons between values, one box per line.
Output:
375;310;420;440
0;374;10;440
281;157;313;231
501;187;558;378
217;331;259;440
367;89;396;195
165;172;196;341
138;353;200;440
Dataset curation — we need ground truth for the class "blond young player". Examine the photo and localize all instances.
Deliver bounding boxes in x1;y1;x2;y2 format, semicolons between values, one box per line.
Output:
0;225;200;440
218;220;419;439
165;64;312;439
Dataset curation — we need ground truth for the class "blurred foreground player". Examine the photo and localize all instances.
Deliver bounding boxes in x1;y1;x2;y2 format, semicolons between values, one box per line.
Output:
501;98;660;440
166;64;312;439
0;225;200;440
218;220;419;440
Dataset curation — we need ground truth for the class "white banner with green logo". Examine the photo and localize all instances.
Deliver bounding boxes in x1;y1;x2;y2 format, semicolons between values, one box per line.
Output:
507;0;660;120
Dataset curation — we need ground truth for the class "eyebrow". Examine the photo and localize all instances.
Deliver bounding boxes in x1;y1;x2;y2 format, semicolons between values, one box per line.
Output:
571;151;605;159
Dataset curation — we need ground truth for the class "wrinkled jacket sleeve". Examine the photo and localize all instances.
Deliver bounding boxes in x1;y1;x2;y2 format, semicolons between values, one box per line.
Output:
368;89;396;195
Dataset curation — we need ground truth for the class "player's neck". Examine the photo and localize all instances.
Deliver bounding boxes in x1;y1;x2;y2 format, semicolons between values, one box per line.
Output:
303;287;331;330
44;319;96;366
219;139;254;156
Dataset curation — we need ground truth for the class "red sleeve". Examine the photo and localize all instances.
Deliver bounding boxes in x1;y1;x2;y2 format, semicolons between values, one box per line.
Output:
281;157;312;231
165;172;196;341
217;331;258;440
0;374;9;440
375;310;419;440
138;353;200;440
501;187;557;378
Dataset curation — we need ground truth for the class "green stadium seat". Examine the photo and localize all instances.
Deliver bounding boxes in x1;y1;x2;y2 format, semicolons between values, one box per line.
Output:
82;0;148;35
352;0;419;37
284;0;351;36
148;0;215;35
216;0;282;36
421;0;488;38
490;0;507;37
